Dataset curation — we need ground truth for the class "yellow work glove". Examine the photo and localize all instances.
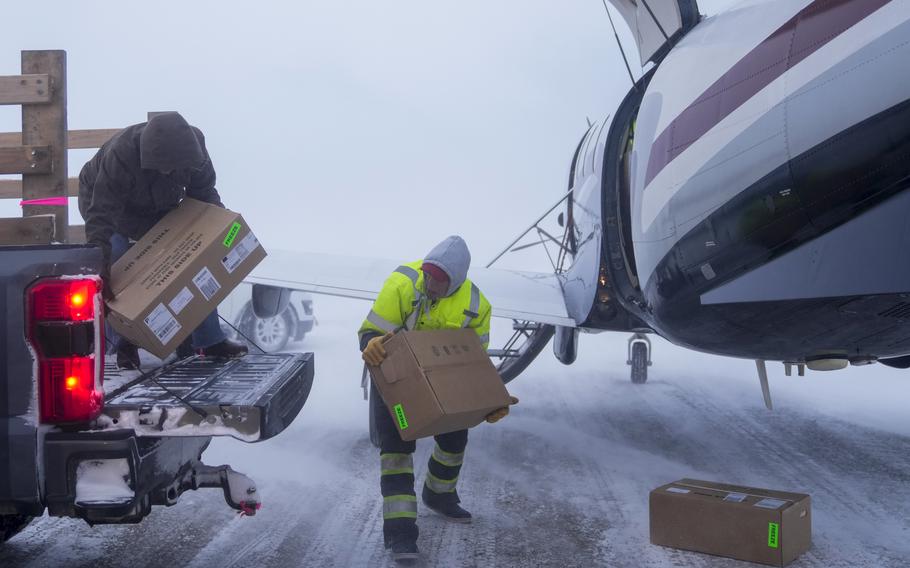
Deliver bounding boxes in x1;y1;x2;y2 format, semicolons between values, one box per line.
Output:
362;333;392;366
485;396;519;424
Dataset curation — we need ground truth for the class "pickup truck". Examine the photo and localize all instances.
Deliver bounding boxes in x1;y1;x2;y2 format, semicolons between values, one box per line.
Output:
0;244;314;543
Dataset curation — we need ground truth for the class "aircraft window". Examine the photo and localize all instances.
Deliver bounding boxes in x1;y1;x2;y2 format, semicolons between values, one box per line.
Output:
591;119;609;173
568;131;587;190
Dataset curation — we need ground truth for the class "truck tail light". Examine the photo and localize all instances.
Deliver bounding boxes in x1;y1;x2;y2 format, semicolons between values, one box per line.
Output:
27;278;104;424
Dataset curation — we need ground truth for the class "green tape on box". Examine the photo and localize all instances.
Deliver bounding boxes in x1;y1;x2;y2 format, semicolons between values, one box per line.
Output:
768;522;779;548
394;404;409;430
223;222;242;247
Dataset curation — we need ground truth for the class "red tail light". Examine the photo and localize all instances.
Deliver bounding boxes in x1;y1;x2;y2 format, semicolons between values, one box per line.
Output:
27;277;104;424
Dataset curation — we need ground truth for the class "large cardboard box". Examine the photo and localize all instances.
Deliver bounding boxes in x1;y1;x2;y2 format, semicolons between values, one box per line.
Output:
106;198;266;358
650;479;811;567
369;329;512;441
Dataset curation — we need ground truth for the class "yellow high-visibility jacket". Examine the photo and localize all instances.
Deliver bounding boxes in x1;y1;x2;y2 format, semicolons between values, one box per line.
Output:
358;260;491;349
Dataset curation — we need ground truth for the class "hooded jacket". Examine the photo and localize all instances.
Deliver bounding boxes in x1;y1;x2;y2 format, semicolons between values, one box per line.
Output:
78;112;223;266
358;236;492;349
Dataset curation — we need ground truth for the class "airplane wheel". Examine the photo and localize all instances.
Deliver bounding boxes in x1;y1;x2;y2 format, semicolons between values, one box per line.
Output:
490;321;555;384
631;341;648;384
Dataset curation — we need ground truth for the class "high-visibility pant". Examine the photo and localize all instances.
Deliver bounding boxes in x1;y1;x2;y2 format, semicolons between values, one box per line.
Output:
371;380;468;545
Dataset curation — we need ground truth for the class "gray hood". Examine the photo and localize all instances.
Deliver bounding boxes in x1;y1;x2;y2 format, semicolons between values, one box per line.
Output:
140;112;205;172
424;235;471;297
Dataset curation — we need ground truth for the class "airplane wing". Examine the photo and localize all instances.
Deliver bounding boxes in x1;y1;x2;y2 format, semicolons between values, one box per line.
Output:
607;0;700;64
245;249;576;328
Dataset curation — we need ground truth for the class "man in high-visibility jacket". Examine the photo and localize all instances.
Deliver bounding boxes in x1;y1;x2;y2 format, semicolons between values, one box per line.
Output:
359;235;516;563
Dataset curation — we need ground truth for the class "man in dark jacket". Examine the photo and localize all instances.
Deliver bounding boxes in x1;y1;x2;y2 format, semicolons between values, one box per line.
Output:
78;112;247;369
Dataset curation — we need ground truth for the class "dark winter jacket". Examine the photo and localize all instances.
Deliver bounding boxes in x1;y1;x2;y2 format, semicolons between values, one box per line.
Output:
78;112;223;267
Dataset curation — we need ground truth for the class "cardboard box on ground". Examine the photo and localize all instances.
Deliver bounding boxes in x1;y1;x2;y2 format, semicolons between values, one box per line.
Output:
650;479;812;567
106;198;266;359
368;329;512;441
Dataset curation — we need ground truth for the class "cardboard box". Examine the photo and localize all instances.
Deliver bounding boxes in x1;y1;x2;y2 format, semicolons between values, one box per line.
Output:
650;479;811;567
106;198;266;358
369;329;512;441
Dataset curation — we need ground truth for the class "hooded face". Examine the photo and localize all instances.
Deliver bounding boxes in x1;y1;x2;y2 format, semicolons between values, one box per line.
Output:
139;112;205;173
422;236;471;298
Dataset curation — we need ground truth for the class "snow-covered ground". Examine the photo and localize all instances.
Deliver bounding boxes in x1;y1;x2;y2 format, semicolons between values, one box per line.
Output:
2;296;908;567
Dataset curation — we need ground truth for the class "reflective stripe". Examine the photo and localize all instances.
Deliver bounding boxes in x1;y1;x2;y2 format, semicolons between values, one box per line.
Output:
395;265;419;285
424;472;458;494
381;453;413;474
461;284;480;328
383;495;418;519
432;445;464;467
479;333;490;346
366;310;397;333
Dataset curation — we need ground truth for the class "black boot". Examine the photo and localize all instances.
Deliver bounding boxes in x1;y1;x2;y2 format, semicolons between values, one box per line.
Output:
175;337;195;360
116;341;141;371
199;338;248;359
387;536;419;563
422;486;472;523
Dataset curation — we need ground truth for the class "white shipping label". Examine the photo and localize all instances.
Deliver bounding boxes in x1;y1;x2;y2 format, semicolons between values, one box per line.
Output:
666;487;691;494
144;303;182;345
168;287;194;315
754;498;788;510
724;492;748;503
221;231;260;274
192;266;222;301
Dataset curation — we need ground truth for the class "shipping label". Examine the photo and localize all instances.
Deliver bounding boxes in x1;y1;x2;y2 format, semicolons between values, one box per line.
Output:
768;522;779;548
144;303;182;345
221;231;260;274
755;498;788;510
394;404;409;430
223;222;242;247
192;266;222;301
168;286;194;315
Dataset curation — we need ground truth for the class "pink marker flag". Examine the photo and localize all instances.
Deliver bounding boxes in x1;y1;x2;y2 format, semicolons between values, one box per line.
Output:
20;197;68;207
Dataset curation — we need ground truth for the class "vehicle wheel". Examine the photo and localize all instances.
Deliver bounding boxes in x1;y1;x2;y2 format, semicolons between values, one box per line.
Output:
490;321;555;384
368;388;380;448
240;305;294;353
1;514;32;543
631;341;648;384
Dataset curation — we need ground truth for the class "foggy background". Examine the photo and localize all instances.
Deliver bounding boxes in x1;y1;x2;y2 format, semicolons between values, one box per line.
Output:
1;0;730;261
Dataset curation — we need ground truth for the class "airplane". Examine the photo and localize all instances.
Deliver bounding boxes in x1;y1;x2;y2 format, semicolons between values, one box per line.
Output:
245;0;910;406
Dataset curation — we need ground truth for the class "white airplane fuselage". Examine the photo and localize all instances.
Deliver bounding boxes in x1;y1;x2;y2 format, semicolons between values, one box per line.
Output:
565;0;910;364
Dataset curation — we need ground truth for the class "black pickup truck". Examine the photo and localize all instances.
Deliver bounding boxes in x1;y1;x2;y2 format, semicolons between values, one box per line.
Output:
1;244;314;543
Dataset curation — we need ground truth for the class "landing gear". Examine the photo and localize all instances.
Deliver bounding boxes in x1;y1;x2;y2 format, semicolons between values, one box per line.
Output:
627;333;651;384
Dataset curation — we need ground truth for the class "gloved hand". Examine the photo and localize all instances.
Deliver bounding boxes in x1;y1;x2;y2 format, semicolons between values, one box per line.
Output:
362;333;392;366
485;396;519;424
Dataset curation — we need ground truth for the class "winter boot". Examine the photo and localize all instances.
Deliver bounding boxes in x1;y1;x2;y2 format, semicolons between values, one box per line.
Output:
175;337;195;360
116;341;141;371
422;486;472;523
387;537;419;563
199;338;248;359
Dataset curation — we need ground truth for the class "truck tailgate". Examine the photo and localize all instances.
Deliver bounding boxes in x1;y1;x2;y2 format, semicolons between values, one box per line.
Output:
99;353;313;442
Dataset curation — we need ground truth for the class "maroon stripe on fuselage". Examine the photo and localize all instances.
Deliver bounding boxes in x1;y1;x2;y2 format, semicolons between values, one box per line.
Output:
643;0;891;189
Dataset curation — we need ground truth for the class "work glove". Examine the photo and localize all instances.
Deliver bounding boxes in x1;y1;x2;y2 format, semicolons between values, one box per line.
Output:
362;333;393;366
485;396;519;424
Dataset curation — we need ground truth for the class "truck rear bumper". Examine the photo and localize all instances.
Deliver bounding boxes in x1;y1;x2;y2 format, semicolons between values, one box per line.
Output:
41;352;314;523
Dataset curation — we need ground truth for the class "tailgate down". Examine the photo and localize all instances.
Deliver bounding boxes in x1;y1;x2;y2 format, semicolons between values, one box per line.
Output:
98;353;313;442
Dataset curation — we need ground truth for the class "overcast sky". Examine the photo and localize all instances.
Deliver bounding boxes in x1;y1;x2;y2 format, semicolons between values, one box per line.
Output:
0;0;734;266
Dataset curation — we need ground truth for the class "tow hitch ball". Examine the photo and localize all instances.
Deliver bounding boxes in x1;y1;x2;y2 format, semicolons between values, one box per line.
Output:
190;464;262;516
